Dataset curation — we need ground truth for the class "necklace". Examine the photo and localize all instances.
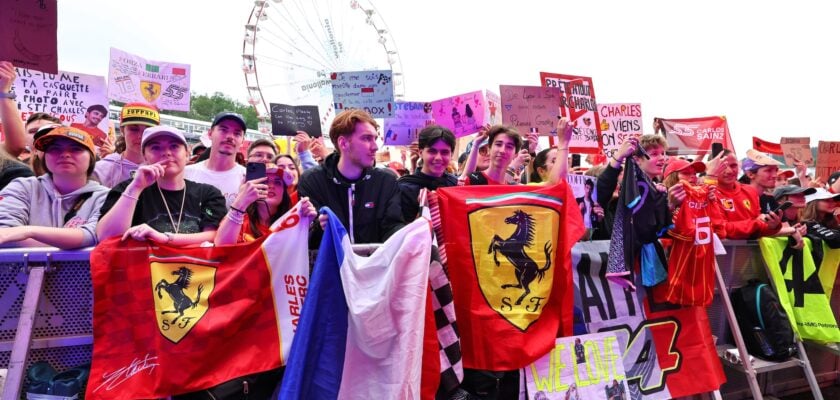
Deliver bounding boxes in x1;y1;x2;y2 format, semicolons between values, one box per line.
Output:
157;182;186;234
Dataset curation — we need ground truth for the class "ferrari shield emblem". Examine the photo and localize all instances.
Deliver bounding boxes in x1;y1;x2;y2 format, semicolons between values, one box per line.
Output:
469;205;560;331
151;261;216;343
140;81;161;103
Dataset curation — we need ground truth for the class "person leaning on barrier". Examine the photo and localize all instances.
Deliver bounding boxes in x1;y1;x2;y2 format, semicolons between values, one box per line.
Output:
0;126;109;249
771;185;814;250
214;163;316;245
397;125;459;222
96;126;226;246
298;109;404;247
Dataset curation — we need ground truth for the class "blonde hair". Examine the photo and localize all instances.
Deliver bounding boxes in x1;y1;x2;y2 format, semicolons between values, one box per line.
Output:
638;134;667;151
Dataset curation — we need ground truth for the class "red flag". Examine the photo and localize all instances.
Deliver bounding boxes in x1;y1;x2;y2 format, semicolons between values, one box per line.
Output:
753;136;784;155
658;116;735;156
86;211;310;399
434;183;584;370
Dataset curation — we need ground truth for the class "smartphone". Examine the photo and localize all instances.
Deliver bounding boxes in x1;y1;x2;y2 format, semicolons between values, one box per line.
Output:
522;139;530;152
245;162;266;182
710;142;724;160
772;201;793;214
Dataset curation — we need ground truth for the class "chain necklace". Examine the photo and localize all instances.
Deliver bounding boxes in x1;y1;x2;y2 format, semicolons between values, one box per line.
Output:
157;182;186;234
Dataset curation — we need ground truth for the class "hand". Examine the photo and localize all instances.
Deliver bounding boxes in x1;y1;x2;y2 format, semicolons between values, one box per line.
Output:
234;177;268;209
121;223;166;243
309;137;327;160
556;117;573;147
790;227;805;250
794;222;808;237
99;135;116;159
614;137;638;163
509;149;531;170
668;183;687;207
294;131;312;154
793;160;808;178
128;162;166;192
761;210;782;231
654;183;667;193
705;151;727;178
318;213;328;230
809;177;824;189
592;204;605;222
408;142;420;169
0;61;15;93
473;124;491;148
298;197;317;219
707;185;718;202
526;131;539;153
0;226;32;244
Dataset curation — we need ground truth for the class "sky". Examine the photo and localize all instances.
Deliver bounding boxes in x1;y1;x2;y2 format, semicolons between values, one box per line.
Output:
55;0;840;155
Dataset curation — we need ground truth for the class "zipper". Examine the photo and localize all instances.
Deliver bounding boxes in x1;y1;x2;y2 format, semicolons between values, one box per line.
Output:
243;380;250;396
348;183;356;243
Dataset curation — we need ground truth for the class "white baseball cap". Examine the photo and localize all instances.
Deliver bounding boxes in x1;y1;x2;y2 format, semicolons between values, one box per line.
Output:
141;125;188;150
805;188;840;204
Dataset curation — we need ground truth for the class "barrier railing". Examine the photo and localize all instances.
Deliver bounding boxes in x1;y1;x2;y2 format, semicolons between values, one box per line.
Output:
0;242;837;399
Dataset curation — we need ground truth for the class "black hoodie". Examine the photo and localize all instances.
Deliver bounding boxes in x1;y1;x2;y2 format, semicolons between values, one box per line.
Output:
298;152;404;248
397;171;459;222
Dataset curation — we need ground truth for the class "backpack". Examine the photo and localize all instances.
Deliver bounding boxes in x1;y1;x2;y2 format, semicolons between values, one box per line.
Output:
730;279;797;361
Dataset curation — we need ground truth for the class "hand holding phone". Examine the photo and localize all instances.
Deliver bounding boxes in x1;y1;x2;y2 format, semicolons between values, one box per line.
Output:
772;201;793;214
710;142;724;160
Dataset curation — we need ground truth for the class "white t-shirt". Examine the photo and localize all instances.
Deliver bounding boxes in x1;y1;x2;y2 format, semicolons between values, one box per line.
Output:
184;161;245;208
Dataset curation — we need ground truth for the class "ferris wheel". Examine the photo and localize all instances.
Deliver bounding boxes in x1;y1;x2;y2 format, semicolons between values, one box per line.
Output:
242;0;406;135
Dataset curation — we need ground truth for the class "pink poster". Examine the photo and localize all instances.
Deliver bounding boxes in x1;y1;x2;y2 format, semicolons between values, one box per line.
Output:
499;85;562;136
430;91;486;138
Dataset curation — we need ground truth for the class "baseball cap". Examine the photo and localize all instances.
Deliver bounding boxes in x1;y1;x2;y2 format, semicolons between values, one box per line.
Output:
828;171;840;187
776;169;795;180
120;102;160;128
741;149;783;173
141;126;188;150
663;158;706;178
211;112;247;131
805;188;840;204
773;185;816;200
34;126;96;154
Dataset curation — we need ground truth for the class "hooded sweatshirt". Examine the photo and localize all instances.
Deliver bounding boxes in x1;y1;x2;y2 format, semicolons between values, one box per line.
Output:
0;175;110;247
92;152;141;188
298;152;404;247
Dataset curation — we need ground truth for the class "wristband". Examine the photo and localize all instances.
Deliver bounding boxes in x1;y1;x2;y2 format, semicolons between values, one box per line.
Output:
230;205;246;214
164;232;174;244
122;191;139;201
226;213;245;225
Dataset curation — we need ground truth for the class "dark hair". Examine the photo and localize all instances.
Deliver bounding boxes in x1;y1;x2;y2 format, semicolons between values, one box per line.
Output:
417;125;455;151
530;147;555;183
487;125;522;153
87;104;108;115
329;109;379;150
274;154;301;181
25;112;61;126
247;138;278;156
246;190;291;240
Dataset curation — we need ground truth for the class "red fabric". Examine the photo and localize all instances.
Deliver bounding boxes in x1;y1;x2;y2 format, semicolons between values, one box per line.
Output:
715;183;777;239
753;136;784;155
436;183;584;370
69;123;108;147
654;185;719;306
420;283;441;400
657;116;734;156
86;238;282;399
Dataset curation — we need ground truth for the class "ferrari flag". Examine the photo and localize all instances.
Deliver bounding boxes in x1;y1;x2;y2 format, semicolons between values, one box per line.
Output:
433;183;585;370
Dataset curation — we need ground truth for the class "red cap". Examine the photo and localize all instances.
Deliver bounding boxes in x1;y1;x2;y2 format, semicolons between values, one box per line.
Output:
663;158;706;178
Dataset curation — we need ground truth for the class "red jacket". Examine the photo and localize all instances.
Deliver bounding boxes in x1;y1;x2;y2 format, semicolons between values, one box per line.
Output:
715;183;779;239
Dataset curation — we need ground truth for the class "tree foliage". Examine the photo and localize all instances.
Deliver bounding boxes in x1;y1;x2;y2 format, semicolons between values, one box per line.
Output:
112;92;259;129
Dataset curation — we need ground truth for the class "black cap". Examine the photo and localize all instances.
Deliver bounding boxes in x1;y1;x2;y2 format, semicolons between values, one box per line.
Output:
773;185;817;200
211;112;247;131
829;171;840;186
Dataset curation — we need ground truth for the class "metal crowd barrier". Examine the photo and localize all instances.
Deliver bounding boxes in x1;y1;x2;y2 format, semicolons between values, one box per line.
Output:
0;242;837;399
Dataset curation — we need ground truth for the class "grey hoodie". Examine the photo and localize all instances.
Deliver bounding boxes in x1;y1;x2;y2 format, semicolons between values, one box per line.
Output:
0;175;110;247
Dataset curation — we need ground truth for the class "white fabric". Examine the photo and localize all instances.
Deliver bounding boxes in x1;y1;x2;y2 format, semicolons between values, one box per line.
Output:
337;219;432;400
184;161;245;208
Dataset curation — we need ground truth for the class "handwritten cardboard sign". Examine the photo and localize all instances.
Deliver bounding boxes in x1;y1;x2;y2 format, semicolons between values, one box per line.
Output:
598;103;643;159
0;0;58;74
12;68;109;146
525;331;629;400
430;90;487;138
383;101;433;146
108;47;191;111
816;141;840;181
330;69;394;118
269;103;322;137
539;72;600;153
499;85;561;136
779;137;813;166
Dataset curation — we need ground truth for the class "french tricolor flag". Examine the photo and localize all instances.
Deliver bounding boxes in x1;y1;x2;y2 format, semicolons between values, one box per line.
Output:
280;209;433;399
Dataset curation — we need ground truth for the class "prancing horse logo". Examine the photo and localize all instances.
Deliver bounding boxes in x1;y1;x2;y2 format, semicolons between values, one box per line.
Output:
488;210;552;306
151;261;216;343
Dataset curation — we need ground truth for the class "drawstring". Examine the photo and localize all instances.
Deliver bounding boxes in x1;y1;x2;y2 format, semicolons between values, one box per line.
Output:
348;183;356;243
